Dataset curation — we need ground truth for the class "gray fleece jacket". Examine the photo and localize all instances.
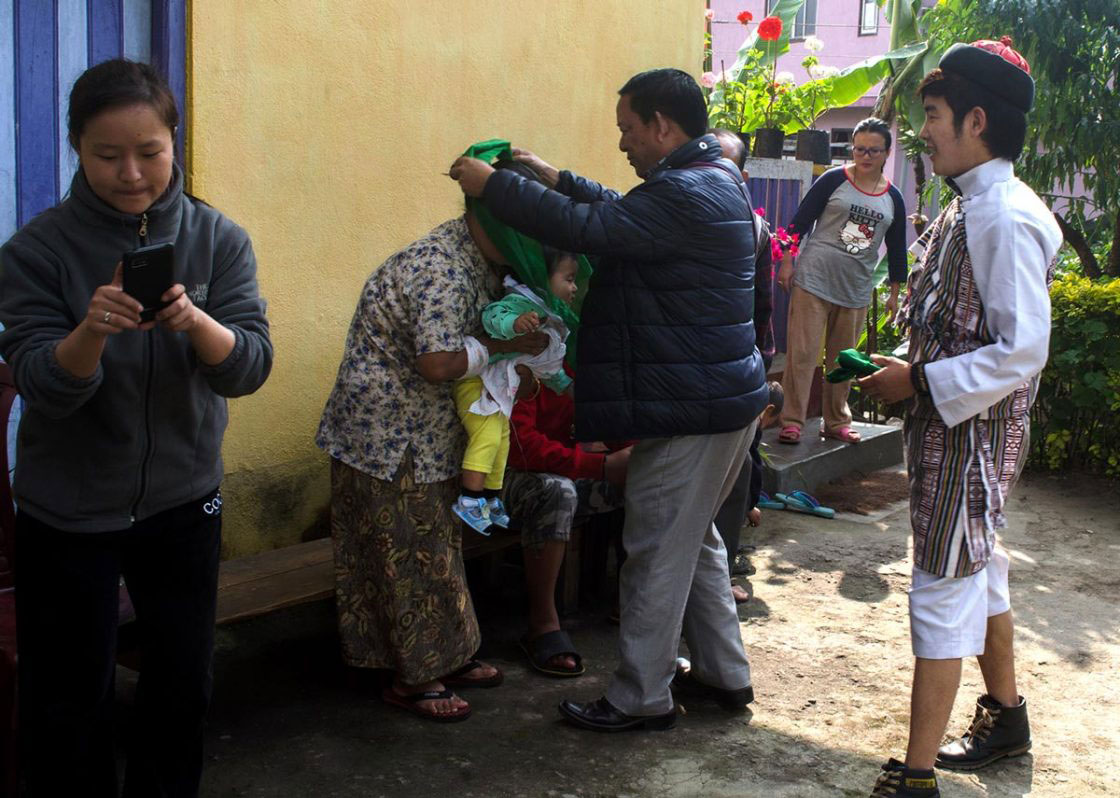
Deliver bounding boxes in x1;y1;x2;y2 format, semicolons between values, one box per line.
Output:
0;164;272;532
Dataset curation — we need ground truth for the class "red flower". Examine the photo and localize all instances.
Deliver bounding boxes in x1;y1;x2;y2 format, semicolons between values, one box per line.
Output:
758;15;783;41
737;10;754;24
770;227;800;261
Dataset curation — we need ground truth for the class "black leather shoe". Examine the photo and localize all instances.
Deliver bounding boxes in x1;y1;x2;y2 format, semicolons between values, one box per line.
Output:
557;696;677;732
671;670;754;711
936;694;1031;771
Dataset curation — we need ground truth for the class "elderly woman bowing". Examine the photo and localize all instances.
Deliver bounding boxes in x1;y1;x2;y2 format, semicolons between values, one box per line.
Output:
316;172;546;722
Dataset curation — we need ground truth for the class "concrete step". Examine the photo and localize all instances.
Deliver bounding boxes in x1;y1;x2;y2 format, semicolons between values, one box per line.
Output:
760;419;904;497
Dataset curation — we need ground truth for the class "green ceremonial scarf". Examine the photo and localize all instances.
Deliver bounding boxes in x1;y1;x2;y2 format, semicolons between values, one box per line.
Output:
463;139;592;367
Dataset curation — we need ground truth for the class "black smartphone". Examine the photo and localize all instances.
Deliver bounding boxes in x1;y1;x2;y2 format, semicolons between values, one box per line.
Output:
122;242;175;322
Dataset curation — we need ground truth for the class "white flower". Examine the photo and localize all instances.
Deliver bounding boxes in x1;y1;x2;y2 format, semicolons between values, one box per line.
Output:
701;71;717;88
775;71;796;84
821;65;841;78
804;35;824;52
704;8;715;21
809;64;828;80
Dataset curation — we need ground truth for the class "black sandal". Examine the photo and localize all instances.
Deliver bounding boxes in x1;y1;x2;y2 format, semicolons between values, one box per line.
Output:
519;629;585;678
442;658;504;689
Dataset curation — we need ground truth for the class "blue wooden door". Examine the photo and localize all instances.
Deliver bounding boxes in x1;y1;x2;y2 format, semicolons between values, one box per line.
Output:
0;0;186;240
748;175;808;355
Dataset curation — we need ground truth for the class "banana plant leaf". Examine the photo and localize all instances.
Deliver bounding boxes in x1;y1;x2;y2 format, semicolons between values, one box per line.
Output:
775;41;929;133
870;252;891;289
824;41;929;108
884;0;923;50
857;298;895;352
902;47;944;133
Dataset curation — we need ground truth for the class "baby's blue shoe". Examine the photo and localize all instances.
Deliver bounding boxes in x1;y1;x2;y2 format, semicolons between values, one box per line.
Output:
486;497;511;528
453;496;492;535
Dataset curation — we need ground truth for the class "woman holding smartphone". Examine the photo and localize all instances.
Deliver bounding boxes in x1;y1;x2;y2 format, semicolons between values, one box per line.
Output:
0;59;271;796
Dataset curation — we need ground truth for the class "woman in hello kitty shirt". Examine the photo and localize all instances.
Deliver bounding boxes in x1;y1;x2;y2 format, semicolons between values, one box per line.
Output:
774;117;909;445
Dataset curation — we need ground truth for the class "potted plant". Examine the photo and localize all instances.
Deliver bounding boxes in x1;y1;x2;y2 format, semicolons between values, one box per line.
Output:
749;15;789;158
704;12;794;159
703;11;762;155
786;38;839;164
703;64;752;139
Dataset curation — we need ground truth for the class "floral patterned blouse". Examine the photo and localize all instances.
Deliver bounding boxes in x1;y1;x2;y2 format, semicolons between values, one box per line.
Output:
316;217;502;482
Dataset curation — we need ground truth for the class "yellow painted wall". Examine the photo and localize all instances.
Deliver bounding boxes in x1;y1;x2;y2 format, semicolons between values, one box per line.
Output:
188;1;704;556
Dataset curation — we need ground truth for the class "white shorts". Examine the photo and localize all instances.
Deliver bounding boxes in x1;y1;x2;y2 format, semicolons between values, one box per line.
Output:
908;546;1011;659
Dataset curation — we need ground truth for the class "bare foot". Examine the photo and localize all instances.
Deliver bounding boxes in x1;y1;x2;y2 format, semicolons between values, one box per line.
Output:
393;679;469;717
748;506;762;527
731;582;753;604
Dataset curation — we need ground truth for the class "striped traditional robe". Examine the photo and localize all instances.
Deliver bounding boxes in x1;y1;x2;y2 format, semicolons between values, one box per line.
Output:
900;197;1053;578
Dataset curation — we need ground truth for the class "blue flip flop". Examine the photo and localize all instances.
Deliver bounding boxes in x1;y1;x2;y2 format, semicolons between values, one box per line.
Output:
774;490;835;519
758;490;786;510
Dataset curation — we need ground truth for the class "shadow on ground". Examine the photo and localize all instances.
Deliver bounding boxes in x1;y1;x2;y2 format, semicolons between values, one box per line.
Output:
195;600;1007;798
108;470;1115;797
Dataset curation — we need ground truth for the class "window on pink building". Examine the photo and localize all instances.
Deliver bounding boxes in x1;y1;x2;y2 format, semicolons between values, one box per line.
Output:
765;0;817;39
859;0;880;35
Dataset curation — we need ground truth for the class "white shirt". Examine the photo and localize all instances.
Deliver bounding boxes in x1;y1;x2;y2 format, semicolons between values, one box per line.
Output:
471;276;569;418
924;159;1062;429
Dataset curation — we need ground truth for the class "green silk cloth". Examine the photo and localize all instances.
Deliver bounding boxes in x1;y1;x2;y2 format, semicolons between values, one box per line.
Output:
463;139;592;366
825;348;882;383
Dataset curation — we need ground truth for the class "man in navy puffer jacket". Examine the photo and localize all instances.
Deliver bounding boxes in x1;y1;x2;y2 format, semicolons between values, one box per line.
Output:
451;68;766;731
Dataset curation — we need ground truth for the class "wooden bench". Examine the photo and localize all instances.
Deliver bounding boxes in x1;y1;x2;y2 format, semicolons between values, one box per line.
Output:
215;527;526;626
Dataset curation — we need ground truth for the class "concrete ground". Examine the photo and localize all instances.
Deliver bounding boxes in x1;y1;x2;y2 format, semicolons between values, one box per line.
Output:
187;471;1118;797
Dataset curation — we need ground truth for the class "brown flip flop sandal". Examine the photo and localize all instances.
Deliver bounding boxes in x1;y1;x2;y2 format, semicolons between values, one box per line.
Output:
381;686;472;722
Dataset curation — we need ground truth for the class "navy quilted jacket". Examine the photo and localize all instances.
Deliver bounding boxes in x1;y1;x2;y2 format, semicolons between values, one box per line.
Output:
482;134;768;441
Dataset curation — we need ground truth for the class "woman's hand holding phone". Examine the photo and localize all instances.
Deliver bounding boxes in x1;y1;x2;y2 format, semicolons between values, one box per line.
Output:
153;284;199;332
85;263;145;335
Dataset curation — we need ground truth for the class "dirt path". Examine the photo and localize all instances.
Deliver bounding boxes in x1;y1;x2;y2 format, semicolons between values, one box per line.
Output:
200;471;1119;797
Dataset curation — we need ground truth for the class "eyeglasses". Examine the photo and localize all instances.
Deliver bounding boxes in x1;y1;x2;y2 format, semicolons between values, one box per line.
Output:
851;146;885;157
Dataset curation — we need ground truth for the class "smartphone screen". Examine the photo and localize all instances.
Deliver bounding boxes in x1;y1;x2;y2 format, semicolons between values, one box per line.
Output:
122;243;175;322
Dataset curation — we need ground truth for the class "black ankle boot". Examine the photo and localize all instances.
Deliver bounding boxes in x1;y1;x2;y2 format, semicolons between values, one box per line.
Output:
870;759;940;797
936;694;1031;771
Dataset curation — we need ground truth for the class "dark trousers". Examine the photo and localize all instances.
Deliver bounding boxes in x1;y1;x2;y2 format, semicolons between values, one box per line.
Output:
15;488;222;798
714;423;764;560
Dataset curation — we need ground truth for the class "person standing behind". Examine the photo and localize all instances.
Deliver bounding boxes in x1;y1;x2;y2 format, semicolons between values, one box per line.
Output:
0;59;272;796
859;38;1061;797
503;362;630;677
450;68;768;731
776;117;908;446
709;128;776;603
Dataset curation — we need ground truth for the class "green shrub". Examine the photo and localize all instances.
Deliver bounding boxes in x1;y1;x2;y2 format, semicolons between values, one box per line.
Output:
1030;275;1120;475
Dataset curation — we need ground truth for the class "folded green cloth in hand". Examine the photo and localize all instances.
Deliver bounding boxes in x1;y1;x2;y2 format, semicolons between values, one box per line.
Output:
825;348;883;383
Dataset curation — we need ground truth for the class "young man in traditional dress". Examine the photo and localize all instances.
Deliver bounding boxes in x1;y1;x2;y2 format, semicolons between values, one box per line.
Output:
858;38;1062;797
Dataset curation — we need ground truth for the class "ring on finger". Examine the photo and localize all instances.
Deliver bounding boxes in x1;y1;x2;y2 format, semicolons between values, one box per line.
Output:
103;310;112;324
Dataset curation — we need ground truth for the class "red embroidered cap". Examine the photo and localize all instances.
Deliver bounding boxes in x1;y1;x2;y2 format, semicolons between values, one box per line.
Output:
939;35;1035;113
